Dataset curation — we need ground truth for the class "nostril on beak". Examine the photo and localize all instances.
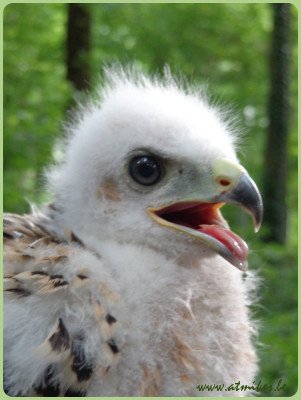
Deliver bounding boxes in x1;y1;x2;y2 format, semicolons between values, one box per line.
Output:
212;158;246;190
216;177;232;187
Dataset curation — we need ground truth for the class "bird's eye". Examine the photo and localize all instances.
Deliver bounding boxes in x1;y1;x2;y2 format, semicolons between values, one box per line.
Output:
129;155;162;186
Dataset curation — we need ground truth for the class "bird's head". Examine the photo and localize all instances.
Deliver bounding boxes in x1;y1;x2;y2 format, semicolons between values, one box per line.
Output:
49;68;263;271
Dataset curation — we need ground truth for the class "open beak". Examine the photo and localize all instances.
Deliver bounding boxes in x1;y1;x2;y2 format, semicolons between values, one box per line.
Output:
148;159;263;271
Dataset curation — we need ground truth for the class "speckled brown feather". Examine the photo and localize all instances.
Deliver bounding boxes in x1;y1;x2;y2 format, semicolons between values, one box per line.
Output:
4;211;122;396
139;364;161;396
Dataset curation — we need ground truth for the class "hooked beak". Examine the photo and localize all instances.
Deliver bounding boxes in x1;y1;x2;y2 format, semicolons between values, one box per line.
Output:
214;171;263;233
148;159;263;271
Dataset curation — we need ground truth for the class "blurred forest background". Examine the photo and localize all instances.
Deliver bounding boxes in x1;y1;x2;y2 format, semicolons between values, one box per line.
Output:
3;3;298;396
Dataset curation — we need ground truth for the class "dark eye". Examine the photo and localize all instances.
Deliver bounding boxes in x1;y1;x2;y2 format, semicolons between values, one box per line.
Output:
129;155;162;186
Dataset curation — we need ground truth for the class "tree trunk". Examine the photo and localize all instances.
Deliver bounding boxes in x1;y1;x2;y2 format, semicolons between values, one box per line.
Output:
263;4;291;243
66;4;91;90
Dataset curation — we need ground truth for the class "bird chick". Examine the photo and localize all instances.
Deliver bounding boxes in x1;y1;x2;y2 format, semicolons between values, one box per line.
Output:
4;67;263;397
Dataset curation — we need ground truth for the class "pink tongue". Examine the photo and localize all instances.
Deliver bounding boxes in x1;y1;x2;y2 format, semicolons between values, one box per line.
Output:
198;225;248;262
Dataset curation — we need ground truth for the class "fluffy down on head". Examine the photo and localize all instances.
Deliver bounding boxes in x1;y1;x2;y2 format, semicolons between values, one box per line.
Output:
47;67;245;258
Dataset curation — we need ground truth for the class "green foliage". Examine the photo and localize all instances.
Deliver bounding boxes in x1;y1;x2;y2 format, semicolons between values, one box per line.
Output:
4;4;71;213
3;3;298;396
249;242;298;396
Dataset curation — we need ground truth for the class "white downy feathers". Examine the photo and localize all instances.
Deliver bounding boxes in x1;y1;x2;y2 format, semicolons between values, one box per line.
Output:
4;67;260;396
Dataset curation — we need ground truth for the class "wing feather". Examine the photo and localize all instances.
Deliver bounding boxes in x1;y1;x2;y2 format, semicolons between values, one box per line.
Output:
4;211;122;396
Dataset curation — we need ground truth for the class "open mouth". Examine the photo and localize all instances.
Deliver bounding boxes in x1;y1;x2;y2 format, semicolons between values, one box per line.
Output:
148;201;248;271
